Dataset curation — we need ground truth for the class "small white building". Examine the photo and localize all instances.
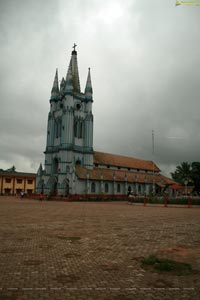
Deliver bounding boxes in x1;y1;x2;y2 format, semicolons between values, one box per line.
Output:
36;46;174;196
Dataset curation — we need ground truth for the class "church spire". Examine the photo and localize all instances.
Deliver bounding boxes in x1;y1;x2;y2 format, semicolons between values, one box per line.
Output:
60;77;65;93
50;69;60;100
85;67;93;101
65;44;81;94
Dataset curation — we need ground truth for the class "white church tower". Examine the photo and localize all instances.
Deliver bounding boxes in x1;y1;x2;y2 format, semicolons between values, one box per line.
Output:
36;45;94;195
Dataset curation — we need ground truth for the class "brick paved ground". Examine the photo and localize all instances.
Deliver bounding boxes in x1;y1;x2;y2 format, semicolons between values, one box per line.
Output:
0;197;200;300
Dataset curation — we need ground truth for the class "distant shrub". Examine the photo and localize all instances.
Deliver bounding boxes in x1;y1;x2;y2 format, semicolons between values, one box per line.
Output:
141;255;192;275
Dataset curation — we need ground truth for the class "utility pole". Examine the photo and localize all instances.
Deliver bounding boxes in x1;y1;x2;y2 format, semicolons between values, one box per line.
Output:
152;130;155;196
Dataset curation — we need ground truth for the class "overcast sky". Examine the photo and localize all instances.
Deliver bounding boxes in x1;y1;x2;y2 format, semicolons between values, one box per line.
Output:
0;0;199;177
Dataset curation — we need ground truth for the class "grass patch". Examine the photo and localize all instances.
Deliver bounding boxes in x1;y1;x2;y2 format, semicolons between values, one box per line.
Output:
141;255;192;275
142;255;158;265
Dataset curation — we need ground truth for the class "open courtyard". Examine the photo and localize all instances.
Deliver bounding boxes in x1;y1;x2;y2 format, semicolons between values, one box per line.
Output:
0;197;200;300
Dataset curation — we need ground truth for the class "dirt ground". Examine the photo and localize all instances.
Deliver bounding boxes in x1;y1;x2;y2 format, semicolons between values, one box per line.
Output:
0;197;200;300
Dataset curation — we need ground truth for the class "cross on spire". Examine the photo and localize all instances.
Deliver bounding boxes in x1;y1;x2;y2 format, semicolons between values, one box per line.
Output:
73;43;77;51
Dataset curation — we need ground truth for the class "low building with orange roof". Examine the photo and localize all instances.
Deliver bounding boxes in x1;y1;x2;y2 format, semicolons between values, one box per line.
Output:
75;152;175;195
0;166;36;196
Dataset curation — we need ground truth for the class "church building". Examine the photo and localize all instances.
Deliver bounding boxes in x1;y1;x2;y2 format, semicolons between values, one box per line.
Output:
36;45;174;196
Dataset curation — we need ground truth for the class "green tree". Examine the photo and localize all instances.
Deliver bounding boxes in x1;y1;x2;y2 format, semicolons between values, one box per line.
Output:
191;162;200;193
171;162;193;185
171;162;200;194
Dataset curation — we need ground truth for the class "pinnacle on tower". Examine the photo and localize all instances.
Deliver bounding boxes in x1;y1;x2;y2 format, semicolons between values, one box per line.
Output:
60;77;65;94
85;67;93;101
37;163;43;176
64;62;73;94
50;69;60;101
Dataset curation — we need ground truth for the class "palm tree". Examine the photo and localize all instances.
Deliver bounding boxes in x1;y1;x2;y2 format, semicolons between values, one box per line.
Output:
171;162;193;185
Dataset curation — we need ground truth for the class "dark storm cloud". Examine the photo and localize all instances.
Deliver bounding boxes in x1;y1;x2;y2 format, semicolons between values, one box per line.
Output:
93;0;200;176
0;0;60;170
0;0;199;176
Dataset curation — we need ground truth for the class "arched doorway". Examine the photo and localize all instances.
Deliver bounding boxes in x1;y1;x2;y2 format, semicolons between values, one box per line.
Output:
65;179;69;196
91;182;96;193
49;176;58;195
61;178;70;196
53;180;57;195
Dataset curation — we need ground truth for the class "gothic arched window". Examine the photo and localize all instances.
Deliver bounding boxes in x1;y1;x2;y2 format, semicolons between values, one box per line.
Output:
74;120;78;137
79;121;83;138
53;158;59;174
76;160;81;166
55;119;61;138
55;121;58;138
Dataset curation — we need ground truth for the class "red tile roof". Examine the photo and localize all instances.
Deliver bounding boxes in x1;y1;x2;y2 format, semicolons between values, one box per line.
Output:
94;151;160;172
76;166;175;186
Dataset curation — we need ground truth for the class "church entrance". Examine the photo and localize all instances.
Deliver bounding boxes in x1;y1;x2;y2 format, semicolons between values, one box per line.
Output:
62;178;69;196
60;178;70;196
49;176;58;195
53;181;57;195
65;180;69;196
